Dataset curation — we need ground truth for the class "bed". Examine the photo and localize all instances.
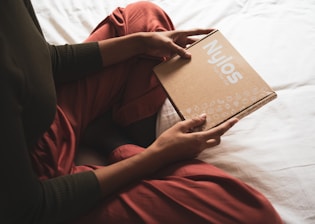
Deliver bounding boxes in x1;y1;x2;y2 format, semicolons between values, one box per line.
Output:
32;0;315;223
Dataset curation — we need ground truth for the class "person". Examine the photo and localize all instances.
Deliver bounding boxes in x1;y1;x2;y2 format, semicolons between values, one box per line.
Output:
0;1;283;224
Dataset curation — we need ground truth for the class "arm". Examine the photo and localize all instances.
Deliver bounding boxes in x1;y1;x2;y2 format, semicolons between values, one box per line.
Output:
50;29;212;82
48;42;103;82
0;71;100;224
98;29;213;66
93;115;238;197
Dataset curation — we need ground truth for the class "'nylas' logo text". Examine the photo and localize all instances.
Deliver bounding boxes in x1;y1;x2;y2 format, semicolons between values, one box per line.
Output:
202;39;243;84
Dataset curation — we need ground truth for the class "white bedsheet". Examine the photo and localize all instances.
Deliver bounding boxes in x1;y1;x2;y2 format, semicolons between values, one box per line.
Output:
32;0;315;223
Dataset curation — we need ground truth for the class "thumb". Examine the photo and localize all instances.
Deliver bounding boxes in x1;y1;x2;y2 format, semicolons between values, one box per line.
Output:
180;114;207;132
169;41;191;59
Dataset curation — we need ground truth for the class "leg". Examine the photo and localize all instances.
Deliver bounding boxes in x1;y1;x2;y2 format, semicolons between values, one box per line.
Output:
31;2;172;178
83;1;175;147
124;113;158;147
67;145;283;224
80;110;132;156
56;1;172;143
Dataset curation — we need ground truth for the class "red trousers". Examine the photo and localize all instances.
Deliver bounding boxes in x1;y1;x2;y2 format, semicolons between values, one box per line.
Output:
31;2;282;224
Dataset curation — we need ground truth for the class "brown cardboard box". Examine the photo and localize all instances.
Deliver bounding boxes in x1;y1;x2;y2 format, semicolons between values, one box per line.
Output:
154;30;277;130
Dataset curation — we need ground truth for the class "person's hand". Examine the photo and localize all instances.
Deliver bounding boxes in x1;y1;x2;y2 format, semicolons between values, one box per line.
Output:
97;28;213;67
140;28;213;59
148;114;238;165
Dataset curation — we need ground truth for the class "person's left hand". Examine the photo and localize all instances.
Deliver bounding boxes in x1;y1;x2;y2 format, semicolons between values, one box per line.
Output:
148;114;238;165
140;28;214;59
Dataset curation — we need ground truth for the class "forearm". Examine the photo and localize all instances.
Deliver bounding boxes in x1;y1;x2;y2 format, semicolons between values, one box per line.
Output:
98;33;145;67
92;114;238;197
93;146;164;197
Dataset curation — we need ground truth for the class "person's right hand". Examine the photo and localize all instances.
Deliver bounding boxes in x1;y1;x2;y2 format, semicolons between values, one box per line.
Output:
140;29;213;60
148;114;238;165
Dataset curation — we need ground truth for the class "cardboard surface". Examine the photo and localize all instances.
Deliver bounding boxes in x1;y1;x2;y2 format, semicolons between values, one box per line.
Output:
154;30;277;130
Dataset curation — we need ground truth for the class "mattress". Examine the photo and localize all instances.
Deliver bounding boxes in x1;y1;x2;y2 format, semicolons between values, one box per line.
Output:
32;0;315;223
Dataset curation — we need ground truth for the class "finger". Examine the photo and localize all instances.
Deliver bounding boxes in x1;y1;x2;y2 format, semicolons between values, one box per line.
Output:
169;41;191;58
186;37;199;45
205;137;221;148
203;117;238;139
181;28;214;37
214;118;238;136
173;29;214;57
178;114;207;133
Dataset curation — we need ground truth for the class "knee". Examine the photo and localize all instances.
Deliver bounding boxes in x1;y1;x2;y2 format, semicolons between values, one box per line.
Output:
126;1;162;13
122;1;174;32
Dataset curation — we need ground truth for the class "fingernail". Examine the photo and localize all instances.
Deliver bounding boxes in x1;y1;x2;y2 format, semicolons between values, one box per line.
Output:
184;51;191;58
199;113;207;119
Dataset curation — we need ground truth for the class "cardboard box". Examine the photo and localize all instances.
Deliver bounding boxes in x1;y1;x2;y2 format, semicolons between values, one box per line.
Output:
154;30;277;130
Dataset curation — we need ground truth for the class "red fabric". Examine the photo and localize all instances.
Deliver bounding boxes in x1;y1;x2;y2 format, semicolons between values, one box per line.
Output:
69;144;282;224
55;1;170;140
31;2;283;224
31;1;171;179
